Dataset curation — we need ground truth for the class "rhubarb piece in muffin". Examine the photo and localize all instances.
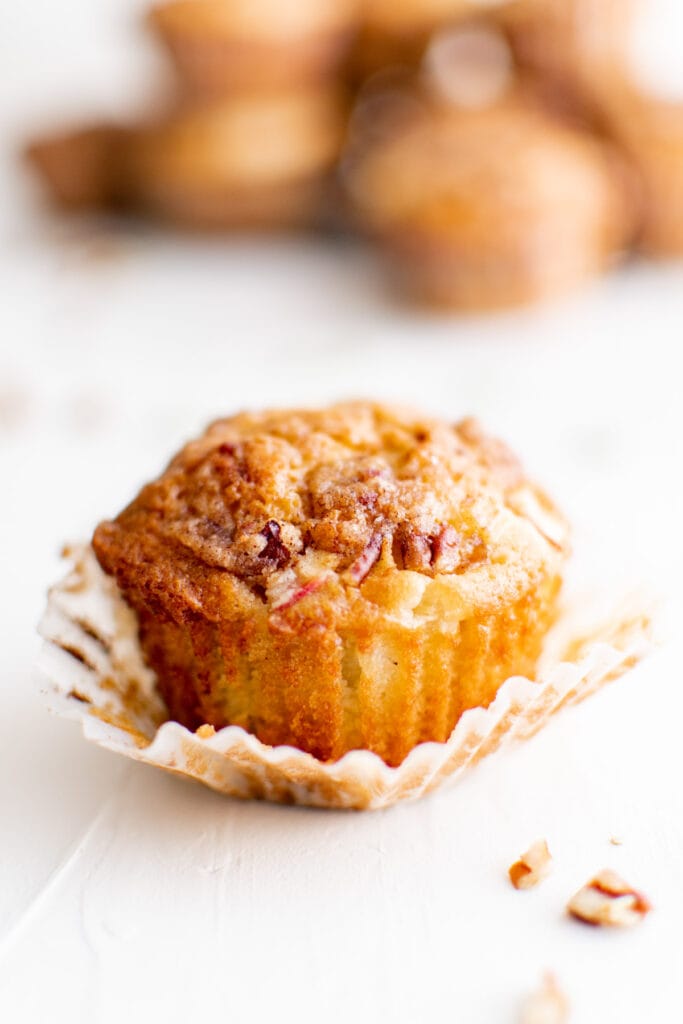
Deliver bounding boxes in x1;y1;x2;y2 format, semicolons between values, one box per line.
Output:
351;0;500;81
93;402;568;766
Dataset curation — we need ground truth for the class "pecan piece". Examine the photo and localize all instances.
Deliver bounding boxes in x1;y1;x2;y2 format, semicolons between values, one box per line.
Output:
430;524;462;573
259;520;290;570
519;973;569;1024
509;839;553;890
567;870;651;927
392;523;432;571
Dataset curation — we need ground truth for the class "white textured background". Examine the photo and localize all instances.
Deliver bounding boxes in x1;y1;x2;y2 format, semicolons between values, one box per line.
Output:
2;2;683;1021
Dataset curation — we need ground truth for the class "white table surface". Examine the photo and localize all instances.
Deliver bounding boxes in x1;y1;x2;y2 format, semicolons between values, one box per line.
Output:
2;4;683;1022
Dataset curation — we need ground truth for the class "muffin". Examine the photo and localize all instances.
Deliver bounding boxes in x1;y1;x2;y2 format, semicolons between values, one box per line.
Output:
342;100;636;309
24;124;130;211
601;89;683;257
502;0;637;119
149;0;360;96
27;91;346;230
352;0;508;81
92;402;568;767
126;90;347;230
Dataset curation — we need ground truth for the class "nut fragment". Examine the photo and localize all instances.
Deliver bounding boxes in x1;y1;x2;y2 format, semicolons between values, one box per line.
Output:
259;520;291;570
509;839;553;890
567;869;651;927
519;973;569;1024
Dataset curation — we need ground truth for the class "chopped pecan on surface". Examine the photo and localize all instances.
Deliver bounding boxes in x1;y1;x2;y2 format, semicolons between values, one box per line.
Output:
509;839;553;890
567;870;651;927
519;972;569;1024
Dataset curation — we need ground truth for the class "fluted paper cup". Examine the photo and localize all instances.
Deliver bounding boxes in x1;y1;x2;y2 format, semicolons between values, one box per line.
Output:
38;545;652;810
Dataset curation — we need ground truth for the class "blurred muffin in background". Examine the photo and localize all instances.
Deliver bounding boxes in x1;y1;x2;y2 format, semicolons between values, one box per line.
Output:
582;1;683;258
351;0;511;81
26;90;347;231
126;90;347;230
149;0;360;95
601;89;683;257
500;0;683;258
342;37;636;311
502;0;637;120
26;0;683;311
25;125;131;212
343;22;516;168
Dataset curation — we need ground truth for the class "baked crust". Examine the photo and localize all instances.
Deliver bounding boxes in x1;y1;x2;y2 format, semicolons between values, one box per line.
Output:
93;402;568;764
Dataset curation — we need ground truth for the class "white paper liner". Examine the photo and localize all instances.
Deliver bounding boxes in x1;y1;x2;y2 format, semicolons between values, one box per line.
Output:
38;545;653;810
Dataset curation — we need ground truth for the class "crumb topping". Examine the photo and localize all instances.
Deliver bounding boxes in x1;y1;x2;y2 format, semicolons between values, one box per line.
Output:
93;402;567;616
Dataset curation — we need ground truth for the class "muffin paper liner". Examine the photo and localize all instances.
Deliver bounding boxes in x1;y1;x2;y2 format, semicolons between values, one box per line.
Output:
38;545;652;810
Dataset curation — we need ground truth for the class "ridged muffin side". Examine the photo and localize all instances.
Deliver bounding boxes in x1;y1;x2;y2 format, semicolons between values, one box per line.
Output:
93;402;568;765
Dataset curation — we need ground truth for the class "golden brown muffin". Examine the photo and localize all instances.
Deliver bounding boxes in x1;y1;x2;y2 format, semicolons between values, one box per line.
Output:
343;100;636;310
24;124;130;211
149;0;360;96
352;0;510;81
92;402;568;766
502;0;637;118
124;91;347;230
27;92;346;230
600;88;683;257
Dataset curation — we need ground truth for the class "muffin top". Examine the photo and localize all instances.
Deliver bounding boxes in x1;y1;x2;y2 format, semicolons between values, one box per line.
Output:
93;402;568;623
344;103;627;238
